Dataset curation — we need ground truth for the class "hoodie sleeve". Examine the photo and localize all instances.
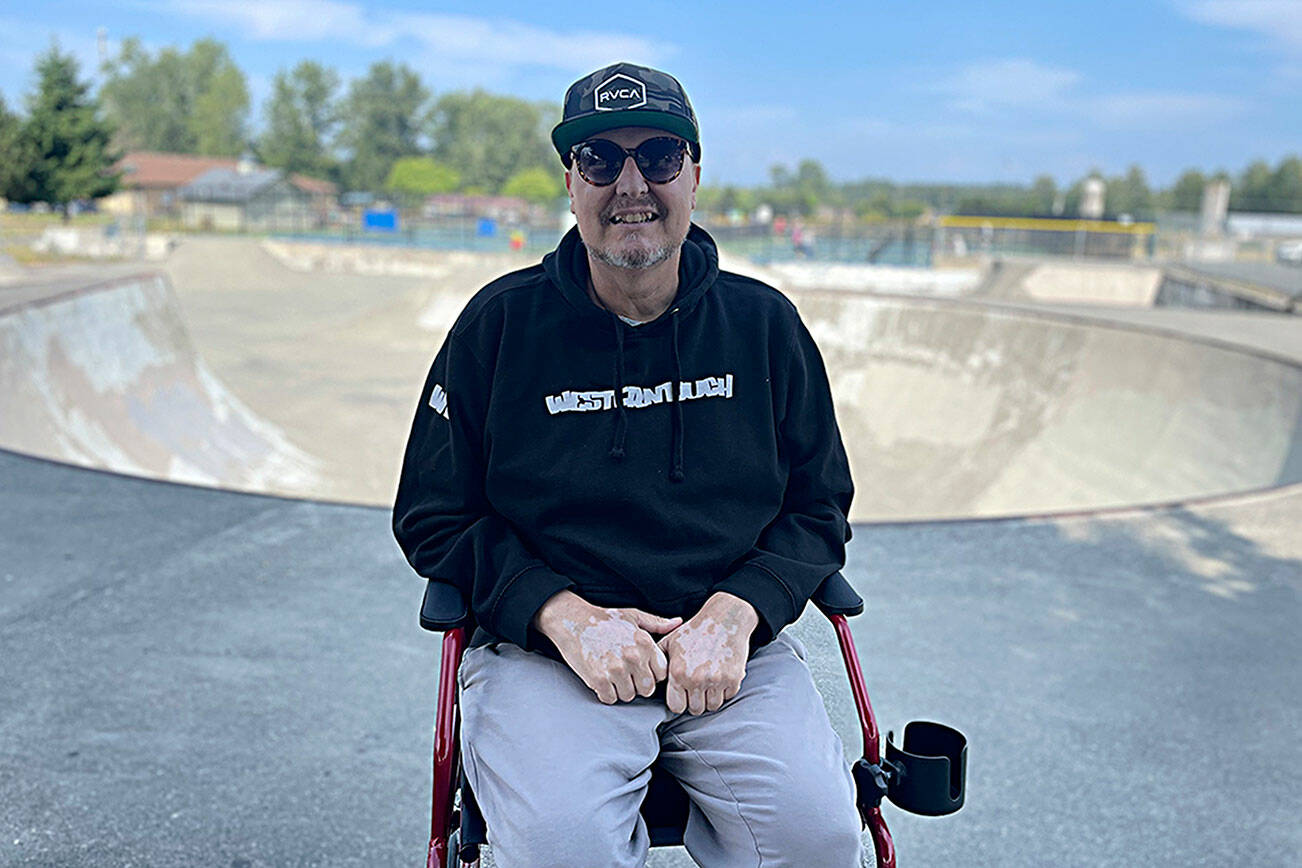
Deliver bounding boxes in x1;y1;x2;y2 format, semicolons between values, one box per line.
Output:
392;331;574;650
712;318;854;644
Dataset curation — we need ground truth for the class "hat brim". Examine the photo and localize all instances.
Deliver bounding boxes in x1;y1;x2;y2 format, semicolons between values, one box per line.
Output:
551;110;699;159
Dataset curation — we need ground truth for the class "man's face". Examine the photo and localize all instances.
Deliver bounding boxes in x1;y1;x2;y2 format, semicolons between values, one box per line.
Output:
565;126;700;271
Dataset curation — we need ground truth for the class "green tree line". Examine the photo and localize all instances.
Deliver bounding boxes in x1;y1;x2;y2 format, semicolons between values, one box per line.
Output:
3;37;1299;218
699;155;1302;222
99;39;564;201
0;38;566;208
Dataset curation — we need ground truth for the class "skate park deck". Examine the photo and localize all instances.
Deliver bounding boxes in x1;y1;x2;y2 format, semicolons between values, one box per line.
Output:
2;238;1300;866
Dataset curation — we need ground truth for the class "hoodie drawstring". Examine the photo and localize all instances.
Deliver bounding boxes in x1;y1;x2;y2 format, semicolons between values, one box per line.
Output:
605;309;686;483
609;315;628;460
669;310;685;483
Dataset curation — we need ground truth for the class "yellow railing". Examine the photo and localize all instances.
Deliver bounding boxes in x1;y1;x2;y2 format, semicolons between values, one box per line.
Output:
938;215;1155;235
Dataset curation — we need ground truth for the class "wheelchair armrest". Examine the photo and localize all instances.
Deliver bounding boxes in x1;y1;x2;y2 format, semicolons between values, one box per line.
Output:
419;581;471;632
420;573;860;630
810;572;864;618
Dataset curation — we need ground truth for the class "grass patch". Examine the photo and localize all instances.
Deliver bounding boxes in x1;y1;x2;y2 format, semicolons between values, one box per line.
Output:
0;212;115;234
1;244;100;266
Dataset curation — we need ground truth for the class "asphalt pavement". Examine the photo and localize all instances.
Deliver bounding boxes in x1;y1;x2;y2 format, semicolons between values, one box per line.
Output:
3;448;1299;867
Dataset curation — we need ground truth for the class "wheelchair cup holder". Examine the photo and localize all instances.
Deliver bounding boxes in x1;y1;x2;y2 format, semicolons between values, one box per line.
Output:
883;721;966;816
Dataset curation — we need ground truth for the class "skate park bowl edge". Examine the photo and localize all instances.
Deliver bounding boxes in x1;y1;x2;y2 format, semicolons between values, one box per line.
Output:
799;289;1302;521
1;270;1300;522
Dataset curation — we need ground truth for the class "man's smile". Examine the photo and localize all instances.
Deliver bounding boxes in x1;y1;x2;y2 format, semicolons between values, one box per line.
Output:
609;211;659;224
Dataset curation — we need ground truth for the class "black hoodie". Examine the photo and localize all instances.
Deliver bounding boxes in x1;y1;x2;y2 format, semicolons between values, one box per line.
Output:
393;223;853;654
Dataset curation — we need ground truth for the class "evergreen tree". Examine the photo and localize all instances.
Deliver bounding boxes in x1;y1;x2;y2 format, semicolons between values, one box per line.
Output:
0;93;36;202
19;46;119;217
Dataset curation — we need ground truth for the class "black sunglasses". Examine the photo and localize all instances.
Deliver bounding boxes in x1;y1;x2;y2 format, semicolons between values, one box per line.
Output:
567;136;692;186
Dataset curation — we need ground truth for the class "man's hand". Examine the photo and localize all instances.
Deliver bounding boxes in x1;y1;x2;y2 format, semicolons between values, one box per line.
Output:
533;590;682;704
659;592;758;715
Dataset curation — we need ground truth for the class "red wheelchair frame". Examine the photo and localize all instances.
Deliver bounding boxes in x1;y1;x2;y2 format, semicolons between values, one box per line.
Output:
420;573;964;867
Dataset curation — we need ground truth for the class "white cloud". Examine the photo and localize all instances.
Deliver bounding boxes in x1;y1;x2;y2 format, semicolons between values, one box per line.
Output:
170;0;388;45
395;12;670;72
1181;0;1302;51
1087;91;1245;128
934;58;1082;113
164;0;672;73
926;56;1243;133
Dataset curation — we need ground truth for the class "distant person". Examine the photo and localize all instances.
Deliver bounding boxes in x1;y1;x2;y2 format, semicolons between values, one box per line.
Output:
394;61;860;867
792;221;817;258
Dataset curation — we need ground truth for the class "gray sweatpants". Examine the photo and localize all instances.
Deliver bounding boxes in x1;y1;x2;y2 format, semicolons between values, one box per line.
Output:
457;631;863;868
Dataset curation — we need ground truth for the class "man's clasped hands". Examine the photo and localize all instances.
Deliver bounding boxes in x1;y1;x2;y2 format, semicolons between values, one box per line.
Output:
533;590;759;715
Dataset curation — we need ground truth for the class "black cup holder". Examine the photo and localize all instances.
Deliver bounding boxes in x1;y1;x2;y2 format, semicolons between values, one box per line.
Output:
884;721;966;815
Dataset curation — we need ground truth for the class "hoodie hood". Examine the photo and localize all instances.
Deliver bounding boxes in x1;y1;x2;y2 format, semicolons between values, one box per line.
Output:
541;222;720;481
542;222;720;327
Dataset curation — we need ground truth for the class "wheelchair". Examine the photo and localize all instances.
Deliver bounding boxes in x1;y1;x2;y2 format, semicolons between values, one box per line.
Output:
419;574;966;867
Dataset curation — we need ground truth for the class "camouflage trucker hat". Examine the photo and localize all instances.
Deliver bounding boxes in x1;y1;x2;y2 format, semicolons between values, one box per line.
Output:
551;62;700;162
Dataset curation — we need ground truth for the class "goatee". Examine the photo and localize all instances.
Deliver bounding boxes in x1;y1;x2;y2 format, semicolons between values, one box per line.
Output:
585;241;676;270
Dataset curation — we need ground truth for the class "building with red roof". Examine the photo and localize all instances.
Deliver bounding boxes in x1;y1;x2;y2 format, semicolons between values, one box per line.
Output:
103;152;338;224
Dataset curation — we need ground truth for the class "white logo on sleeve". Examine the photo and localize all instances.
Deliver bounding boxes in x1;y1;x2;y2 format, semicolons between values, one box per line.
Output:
545;374;734;416
428;383;449;420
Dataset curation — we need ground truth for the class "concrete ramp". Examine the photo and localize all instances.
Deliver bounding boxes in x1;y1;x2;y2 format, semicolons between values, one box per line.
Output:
971;259;1163;306
796;291;1302;521
0;273;322;495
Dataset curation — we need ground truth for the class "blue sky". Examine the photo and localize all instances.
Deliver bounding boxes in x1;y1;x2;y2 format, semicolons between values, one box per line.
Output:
1;0;1299;186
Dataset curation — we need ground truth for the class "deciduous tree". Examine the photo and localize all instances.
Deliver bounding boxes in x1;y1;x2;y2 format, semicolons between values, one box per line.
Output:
1106;164;1152;219
336;61;429;193
501;166;563;205
257;60;340;180
1269;157;1302;214
1169;169;1206;212
1232;159;1273;212
100;38;249;156
187;40;250;156
385;156;460;202
428;90;553;193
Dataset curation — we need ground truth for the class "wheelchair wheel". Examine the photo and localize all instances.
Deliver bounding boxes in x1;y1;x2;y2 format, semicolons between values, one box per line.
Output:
447;829;482;867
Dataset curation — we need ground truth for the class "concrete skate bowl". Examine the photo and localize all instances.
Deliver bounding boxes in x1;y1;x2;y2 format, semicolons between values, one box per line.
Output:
796;290;1302;522
0;272;322;496
3;262;1300;525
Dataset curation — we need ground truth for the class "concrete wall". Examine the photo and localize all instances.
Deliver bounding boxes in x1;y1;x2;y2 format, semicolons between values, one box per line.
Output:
794;290;1302;520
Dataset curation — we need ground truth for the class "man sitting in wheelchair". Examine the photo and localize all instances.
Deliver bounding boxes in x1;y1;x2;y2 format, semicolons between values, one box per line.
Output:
394;62;863;867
